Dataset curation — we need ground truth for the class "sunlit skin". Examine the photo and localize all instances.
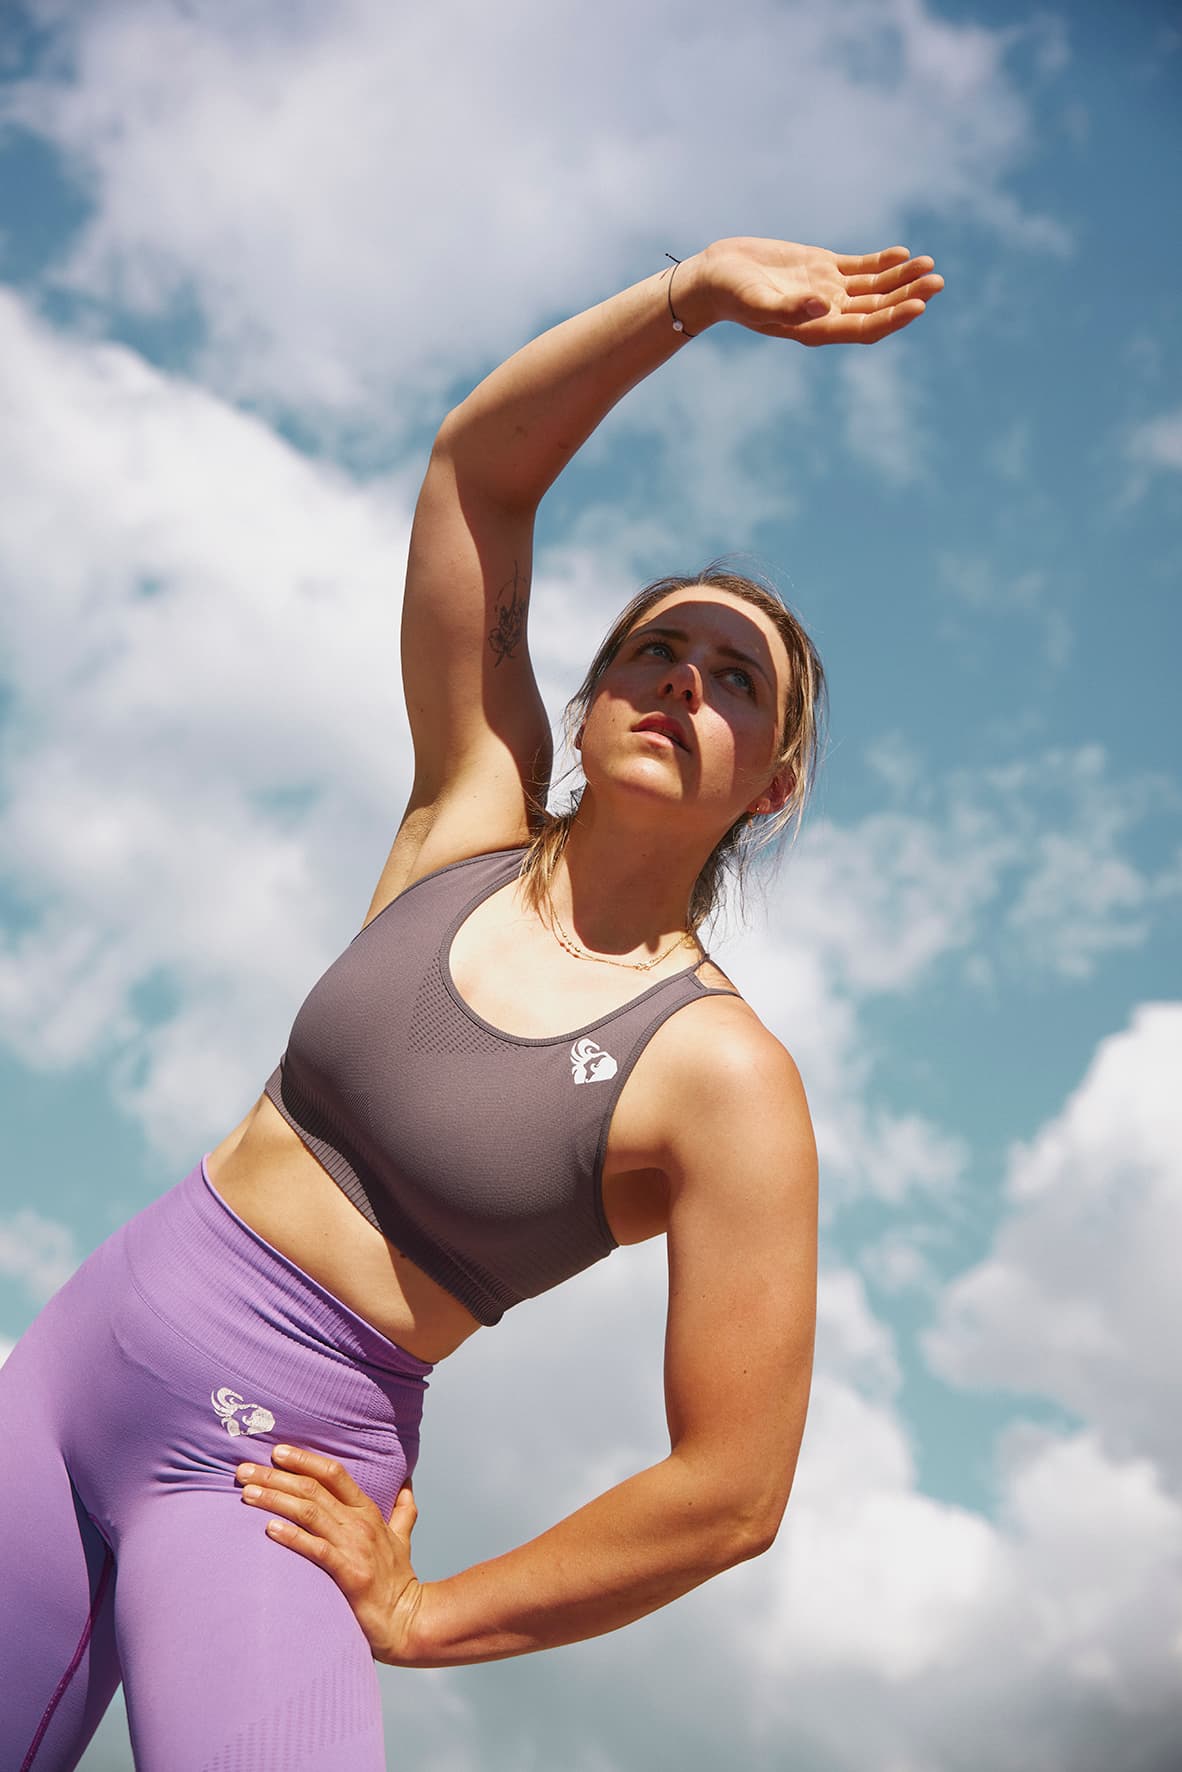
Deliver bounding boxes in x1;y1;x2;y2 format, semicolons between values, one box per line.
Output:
210;232;942;1671
581;591;795;830
548;590;796;957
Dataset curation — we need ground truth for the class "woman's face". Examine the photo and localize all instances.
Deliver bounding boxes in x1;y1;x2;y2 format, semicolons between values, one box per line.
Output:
579;589;795;838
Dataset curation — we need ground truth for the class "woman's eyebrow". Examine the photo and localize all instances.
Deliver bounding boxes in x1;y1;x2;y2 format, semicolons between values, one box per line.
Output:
635;625;773;691
716;643;773;690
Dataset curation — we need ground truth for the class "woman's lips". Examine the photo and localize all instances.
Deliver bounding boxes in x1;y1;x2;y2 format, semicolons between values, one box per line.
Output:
634;716;689;751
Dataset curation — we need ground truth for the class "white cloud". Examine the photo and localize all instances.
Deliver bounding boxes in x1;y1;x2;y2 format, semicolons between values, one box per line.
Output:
1117;405;1182;509
815;1264;901;1399
2;289;1175;1192
383;1292;1182;1771
926;1003;1182;1482
0;285;415;1149
743;1413;1182;1769
0;1209;78;1302
937;548;1073;668
838;347;927;485
568;333;812;555
766;807;1008;993
988;417;1033;481
5;0;1069;433
859;1224;942;1295
1126;407;1182;475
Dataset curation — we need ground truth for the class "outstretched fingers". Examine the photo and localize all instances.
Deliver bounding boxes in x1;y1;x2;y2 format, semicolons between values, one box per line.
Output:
833;245;912;276
843;255;938;298
847;298;930;342
843;272;944;316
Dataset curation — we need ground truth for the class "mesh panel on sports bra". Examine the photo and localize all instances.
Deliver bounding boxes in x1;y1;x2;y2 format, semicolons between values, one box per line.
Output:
409;956;507;1057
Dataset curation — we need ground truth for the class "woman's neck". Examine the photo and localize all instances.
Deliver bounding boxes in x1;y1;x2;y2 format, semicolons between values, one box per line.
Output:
543;798;709;960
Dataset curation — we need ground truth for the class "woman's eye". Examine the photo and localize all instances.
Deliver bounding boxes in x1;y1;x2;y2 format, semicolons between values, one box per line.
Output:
723;667;755;695
639;639;674;660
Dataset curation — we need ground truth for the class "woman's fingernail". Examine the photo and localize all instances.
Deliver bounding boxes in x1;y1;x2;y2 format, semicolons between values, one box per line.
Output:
273;1445;294;1459
237;1464;255;1480
243;1485;262;1502
805;298;828;317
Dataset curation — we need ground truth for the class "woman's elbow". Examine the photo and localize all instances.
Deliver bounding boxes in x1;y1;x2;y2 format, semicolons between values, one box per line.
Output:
707;1489;789;1570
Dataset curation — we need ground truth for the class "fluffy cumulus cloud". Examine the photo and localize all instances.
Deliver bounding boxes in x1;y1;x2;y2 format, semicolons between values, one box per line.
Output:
355;1239;1182;1772
714;749;1178;1214
927;1003;1182;1483
0;286;416;1147
0;1207;79;1303
2;282;1176;1191
780;745;1180;993
4;0;1068;434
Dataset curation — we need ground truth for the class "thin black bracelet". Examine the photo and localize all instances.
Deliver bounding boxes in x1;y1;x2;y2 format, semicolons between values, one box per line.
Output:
664;253;696;339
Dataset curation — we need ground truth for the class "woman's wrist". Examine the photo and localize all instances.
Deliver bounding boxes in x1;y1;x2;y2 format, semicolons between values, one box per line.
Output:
380;1575;434;1668
664;247;719;339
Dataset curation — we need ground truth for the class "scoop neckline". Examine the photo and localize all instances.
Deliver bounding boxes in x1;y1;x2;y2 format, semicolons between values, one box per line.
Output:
438;852;709;1048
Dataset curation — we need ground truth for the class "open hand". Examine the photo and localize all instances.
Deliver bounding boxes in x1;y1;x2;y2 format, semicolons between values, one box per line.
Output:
236;1444;423;1664
692;236;943;344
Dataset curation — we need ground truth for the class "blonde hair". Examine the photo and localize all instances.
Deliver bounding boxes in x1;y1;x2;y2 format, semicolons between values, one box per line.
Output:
521;564;826;934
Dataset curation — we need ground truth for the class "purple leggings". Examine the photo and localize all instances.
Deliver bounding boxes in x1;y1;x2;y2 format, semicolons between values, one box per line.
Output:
1;1157;433;1770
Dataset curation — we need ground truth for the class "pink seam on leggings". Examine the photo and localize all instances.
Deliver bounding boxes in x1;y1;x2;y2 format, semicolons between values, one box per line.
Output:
20;1545;114;1772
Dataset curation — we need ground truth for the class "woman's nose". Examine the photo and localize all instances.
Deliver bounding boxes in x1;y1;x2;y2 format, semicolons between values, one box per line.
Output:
660;659;702;707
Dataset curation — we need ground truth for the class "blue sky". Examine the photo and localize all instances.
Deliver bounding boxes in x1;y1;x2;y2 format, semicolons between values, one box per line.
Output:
1;2;1180;1767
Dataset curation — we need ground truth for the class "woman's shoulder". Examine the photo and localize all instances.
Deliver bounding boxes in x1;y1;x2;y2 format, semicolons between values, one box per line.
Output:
640;968;812;1139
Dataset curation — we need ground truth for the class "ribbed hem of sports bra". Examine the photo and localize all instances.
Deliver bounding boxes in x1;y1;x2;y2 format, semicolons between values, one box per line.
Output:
262;1064;508;1328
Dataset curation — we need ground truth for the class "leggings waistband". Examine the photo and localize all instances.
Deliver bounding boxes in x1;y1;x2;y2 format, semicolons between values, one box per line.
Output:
120;1158;432;1430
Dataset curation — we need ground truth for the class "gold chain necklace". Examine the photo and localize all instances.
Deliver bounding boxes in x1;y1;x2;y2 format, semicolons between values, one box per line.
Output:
549;904;697;972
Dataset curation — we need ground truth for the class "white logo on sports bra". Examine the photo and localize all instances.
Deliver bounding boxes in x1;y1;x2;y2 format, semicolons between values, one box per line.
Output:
570;1037;618;1085
211;1387;276;1438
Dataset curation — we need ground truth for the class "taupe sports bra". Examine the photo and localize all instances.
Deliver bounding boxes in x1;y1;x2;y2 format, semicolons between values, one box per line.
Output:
263;848;734;1325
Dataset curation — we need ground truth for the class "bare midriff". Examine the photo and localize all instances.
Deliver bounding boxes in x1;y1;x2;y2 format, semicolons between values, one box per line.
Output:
206;1094;487;1364
204;1077;675;1366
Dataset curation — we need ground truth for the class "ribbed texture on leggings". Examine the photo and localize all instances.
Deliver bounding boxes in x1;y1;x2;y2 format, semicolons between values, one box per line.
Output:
121;1161;431;1439
203;1640;383;1771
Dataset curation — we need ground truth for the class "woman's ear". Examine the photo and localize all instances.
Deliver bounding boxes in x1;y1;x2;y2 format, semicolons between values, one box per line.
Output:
747;766;794;818
574;722;586;750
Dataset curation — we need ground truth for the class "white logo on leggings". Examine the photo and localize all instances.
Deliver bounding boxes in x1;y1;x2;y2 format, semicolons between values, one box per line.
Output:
570;1037;618;1084
211;1386;276;1438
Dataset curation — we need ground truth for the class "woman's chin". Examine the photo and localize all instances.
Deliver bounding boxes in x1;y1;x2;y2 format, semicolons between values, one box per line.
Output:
582;770;737;836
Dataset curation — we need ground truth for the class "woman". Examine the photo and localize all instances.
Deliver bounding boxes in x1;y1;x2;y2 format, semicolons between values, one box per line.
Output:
2;234;941;1769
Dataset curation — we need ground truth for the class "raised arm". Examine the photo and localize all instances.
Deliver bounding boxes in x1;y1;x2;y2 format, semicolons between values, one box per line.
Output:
234;1007;819;1664
366;238;942;911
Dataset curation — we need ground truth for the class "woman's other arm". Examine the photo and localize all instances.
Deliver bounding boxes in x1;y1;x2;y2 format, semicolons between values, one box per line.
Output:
236;1004;818;1664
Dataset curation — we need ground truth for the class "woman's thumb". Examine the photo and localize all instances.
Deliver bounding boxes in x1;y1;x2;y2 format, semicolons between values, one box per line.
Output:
389;1485;419;1532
